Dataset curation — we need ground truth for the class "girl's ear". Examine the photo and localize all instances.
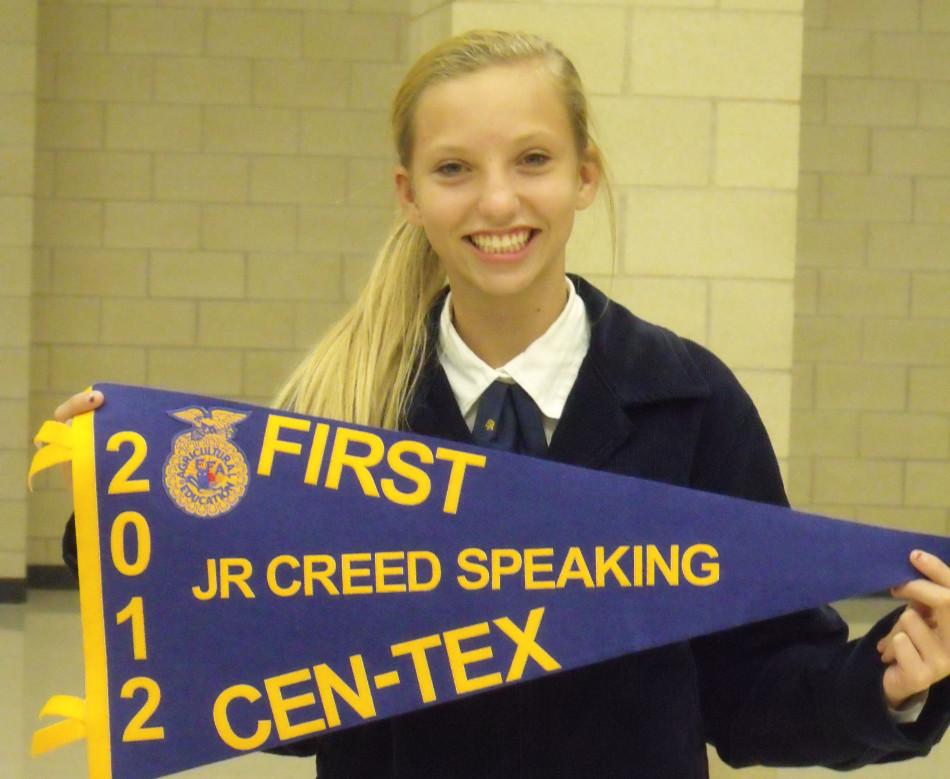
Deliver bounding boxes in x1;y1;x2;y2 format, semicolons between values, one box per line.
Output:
395;166;423;226
575;147;601;212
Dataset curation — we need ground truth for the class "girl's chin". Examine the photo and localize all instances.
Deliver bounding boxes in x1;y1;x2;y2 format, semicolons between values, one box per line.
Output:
454;265;565;304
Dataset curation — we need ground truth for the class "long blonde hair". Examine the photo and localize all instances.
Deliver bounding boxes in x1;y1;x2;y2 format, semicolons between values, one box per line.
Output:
275;30;609;428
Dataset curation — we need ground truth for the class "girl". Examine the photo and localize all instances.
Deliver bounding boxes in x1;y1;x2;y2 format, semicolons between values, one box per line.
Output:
59;30;949;778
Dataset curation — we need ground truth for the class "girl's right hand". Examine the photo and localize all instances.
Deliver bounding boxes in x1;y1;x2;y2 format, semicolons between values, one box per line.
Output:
46;391;104;488
53;389;105;423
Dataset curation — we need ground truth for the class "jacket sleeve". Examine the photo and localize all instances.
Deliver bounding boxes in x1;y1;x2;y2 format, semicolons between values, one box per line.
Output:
686;359;950;769
62;514;78;580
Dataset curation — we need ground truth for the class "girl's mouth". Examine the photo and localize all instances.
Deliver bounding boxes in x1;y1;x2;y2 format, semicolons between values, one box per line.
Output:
464;229;537;255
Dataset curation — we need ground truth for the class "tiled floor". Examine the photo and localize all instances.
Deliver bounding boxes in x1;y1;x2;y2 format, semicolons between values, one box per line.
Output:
2;593;946;778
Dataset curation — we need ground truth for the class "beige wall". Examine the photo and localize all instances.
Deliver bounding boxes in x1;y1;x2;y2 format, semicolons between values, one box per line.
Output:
27;0;408;566
16;0;805;571
2;1;947;773
8;2;946;574
790;0;950;538
0;0;38;586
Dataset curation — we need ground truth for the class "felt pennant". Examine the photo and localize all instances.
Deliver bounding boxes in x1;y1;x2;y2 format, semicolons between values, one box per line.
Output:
28;383;950;779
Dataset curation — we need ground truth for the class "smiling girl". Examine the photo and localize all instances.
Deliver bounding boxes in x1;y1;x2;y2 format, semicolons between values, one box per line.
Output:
59;29;949;778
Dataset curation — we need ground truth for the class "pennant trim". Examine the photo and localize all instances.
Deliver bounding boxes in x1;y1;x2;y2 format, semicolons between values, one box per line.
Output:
73;408;114;779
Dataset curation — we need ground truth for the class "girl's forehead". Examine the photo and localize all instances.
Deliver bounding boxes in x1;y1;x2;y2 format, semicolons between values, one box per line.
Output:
419;59;556;107
411;61;572;154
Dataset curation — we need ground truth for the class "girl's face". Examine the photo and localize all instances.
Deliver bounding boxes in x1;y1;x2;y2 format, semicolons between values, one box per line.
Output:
395;60;600;310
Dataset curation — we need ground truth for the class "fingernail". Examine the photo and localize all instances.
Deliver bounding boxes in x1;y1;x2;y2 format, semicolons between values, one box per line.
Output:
911;549;925;562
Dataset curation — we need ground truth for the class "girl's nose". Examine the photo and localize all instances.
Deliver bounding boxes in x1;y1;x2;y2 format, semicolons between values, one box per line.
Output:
477;172;519;222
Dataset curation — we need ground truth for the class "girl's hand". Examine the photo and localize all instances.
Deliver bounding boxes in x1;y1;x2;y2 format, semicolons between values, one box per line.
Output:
877;550;950;710
53;389;104;423
48;391;105;488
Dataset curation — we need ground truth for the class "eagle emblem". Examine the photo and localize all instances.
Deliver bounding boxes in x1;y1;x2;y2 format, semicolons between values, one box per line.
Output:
163;406;250;518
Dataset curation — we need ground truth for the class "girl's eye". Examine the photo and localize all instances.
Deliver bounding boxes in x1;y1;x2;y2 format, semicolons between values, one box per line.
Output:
435;162;465;177
522;152;550;167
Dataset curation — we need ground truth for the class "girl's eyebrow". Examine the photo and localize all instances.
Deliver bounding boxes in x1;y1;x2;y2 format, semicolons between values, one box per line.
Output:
426;131;559;158
511;130;558;144
426;144;469;157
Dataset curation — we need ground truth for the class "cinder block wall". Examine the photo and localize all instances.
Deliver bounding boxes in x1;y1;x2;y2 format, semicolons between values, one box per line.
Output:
32;1;937;574
790;0;950;536
21;3;948;563
23;0;807;567
0;0;38;589
27;0;408;565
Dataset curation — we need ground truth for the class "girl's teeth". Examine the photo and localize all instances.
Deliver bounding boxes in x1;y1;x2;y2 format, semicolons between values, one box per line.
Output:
470;231;531;253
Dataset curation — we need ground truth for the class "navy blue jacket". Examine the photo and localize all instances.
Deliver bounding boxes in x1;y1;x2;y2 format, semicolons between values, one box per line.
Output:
287;276;949;777
64;276;949;777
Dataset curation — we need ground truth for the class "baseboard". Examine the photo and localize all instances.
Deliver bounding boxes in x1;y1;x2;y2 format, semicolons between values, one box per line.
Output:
0;578;27;603
28;565;78;590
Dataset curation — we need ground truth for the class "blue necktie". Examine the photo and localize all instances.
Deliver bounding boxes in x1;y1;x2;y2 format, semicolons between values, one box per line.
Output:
471;380;548;457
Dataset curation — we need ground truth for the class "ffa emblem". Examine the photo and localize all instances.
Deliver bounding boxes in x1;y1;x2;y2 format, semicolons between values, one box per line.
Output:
163;407;250;518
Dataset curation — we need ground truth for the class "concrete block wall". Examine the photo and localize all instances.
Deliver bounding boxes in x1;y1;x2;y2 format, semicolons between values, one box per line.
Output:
17;0;810;573
27;0;409;566
791;0;950;537
410;0;803;479
0;0;38;591
24;0;940;575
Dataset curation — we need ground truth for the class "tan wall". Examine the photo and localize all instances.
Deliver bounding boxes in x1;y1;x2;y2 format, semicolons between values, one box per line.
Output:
27;0;408;565
4;0;947;773
22;1;806;565
20;2;943;568
0;0;38;583
790;0;950;538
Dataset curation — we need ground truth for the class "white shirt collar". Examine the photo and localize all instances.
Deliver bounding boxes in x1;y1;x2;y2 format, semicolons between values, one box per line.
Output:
437;278;590;423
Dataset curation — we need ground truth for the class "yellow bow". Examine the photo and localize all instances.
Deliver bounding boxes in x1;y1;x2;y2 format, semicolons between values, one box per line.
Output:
28;420;75;490
31;694;87;756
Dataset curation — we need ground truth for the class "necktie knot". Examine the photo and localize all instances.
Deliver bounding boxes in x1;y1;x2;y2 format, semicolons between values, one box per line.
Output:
472;380;547;457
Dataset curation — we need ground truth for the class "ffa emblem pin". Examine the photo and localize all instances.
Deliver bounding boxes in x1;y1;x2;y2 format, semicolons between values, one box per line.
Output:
163;406;251;518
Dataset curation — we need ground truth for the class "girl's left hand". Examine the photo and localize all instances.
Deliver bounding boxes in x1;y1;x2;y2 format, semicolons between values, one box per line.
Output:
877;550;950;710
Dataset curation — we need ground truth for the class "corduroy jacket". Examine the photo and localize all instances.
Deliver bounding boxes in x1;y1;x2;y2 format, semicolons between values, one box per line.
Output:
287;276;949;778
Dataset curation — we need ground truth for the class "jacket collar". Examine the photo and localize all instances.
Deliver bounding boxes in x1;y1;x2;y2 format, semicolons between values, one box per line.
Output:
406;288;472;444
544;276;709;467
570;275;709;408
407;276;711;469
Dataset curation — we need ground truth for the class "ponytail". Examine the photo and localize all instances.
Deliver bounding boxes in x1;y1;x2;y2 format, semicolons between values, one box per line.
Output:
274;220;445;429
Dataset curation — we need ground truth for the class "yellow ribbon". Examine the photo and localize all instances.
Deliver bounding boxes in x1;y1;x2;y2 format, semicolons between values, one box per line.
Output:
31;694;87;756
28;420;75;490
30;407;113;777
28;422;88;759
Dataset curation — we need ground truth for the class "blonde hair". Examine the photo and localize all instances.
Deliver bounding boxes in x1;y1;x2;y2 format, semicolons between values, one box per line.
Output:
275;29;611;428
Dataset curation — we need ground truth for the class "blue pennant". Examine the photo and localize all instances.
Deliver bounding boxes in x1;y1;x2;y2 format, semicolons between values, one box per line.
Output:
31;383;950;779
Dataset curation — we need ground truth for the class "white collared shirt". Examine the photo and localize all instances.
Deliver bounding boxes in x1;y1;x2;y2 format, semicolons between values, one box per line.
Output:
437;278;590;444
